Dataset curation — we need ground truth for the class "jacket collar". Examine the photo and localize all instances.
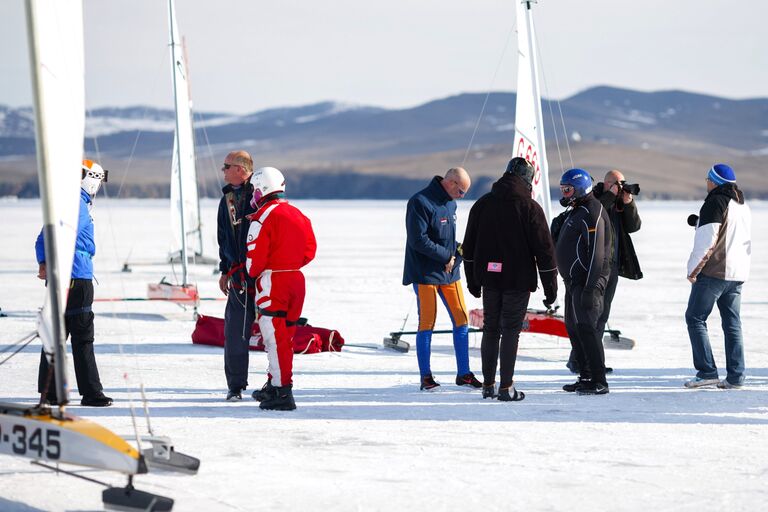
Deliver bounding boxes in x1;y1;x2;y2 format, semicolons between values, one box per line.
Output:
426;176;452;205
491;173;531;200
707;183;743;204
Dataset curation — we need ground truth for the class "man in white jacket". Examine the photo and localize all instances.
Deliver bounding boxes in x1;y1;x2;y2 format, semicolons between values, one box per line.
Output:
684;164;752;389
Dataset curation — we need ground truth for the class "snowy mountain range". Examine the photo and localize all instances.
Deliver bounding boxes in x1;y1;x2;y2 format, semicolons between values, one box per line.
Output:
1;86;767;198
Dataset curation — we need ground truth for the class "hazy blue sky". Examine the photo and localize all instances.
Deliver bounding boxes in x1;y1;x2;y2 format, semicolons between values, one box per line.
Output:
2;0;766;114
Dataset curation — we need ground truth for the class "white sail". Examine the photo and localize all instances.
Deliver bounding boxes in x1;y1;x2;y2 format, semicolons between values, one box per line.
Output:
513;0;553;223
26;0;85;397
168;0;201;282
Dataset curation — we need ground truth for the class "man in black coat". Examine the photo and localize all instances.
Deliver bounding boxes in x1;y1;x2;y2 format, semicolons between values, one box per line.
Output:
462;158;558;402
217;150;257;401
556;168;613;395
566;169;642;372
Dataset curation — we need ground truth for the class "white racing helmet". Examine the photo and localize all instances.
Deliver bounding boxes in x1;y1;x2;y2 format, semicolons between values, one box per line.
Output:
251;166;286;205
81;159;107;196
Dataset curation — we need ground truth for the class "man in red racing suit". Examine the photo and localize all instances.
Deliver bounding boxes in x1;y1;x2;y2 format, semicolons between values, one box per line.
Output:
246;166;317;410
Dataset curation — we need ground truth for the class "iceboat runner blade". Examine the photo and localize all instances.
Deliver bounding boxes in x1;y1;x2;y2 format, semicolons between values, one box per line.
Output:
103;485;174;512
383;335;410;353
141;435;200;475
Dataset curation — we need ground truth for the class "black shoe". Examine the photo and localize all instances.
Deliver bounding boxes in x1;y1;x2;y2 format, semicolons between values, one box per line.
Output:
482;384;497;399
605;367;614;374
259;385;296;411
576;381;609;395
562;379;583;393
252;380;276;402
420;375;440;391
226;388;243;401
456;372;482;388
497;386;525;402
81;393;113;407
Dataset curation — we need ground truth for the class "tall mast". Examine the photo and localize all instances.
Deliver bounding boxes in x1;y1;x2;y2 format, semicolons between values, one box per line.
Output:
168;0;189;285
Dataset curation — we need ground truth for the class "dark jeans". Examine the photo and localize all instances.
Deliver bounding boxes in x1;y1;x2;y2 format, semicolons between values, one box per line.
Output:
480;287;530;388
38;279;104;398
685;274;745;385
564;283;607;385
224;288;256;391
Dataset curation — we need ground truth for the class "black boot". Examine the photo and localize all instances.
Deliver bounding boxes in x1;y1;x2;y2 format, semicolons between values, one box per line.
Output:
259;384;296;411
497;386;525;402
563;378;584;393
81;393;113;407
482;384;496;399
252;380;276;402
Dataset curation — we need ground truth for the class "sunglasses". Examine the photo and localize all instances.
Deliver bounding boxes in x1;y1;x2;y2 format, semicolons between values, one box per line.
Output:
82;169;108;182
222;163;241;171
560;185;574;194
449;179;466;196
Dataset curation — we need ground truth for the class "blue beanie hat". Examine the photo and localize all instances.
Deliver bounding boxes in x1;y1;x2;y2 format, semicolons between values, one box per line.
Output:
707;164;736;186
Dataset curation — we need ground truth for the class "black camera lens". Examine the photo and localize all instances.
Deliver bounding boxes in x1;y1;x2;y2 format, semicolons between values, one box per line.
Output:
621;182;640;195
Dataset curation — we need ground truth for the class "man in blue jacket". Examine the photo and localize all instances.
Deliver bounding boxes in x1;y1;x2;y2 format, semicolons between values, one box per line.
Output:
403;167;481;391
216;150;257;401
36;159;112;407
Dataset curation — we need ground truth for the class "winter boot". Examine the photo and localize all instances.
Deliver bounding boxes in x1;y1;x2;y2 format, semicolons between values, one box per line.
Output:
482;384;497;399
455;372;482;388
259;385;297;411
420;375;440;391
80;393;113;407
252;380;276;402
497;386;525;402
225;388;243;401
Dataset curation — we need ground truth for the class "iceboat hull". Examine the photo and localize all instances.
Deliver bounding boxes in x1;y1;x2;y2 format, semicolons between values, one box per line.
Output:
0;403;143;475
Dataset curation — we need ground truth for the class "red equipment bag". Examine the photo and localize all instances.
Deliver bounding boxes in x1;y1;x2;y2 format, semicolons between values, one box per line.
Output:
191;314;345;353
469;308;568;338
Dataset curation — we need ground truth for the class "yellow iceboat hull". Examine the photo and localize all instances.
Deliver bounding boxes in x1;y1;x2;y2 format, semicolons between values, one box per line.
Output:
0;403;143;475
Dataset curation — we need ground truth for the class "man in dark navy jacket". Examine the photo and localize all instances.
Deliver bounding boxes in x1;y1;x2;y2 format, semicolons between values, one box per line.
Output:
217;150;257;401
403;167;481;391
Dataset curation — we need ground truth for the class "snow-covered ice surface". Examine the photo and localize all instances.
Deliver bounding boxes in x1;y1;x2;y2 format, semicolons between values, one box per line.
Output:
1;198;767;511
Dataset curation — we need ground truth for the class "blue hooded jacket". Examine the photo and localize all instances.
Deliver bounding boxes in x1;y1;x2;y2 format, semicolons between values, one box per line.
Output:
35;188;95;279
402;176;463;286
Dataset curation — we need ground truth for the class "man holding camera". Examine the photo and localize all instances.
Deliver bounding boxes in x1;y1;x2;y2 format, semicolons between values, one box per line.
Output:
566;169;642;373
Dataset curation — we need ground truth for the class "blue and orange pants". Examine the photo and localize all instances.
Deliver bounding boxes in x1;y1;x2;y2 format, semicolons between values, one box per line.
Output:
413;282;471;378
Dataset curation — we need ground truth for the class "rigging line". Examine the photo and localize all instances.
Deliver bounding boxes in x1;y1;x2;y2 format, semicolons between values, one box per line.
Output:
0;332;38;366
530;22;565;174
196;112;224;193
532;22;573;170
461;24;516;167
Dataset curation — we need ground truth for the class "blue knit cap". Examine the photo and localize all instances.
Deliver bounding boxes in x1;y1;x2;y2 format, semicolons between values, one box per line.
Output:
707;164;736;185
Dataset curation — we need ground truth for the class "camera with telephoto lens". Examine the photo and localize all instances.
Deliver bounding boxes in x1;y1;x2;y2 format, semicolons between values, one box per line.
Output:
620;181;640;195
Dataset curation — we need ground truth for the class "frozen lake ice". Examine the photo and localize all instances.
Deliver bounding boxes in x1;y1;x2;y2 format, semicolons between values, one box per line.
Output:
1;198;767;511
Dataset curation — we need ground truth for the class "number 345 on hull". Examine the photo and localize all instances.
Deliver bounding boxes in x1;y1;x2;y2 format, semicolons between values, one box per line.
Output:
0;402;144;475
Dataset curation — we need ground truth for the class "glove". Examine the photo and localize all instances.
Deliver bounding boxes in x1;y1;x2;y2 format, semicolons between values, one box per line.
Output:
468;285;481;299
580;288;599;310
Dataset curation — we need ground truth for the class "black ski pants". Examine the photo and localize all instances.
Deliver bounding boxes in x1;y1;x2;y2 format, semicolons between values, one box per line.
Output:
564;283;607;385
38;279;104;398
224;288;256;392
568;263;618;370
480;287;530;389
